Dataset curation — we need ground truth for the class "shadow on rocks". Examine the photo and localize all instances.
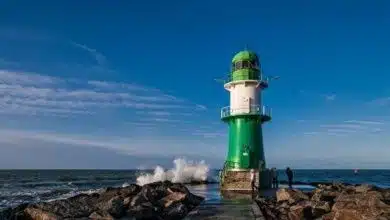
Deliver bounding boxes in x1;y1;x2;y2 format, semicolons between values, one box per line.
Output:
0;181;204;220
255;183;390;220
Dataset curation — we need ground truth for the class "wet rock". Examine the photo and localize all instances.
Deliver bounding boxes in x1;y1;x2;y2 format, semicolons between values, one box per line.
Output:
169;183;190;194
127;201;162;219
0;203;29;219
32;193;100;218
102;184;141;198
182;193;204;210
130;181;172;207
95;195;124;218
162;202;188;220
159;192;187;208
123;197;132;208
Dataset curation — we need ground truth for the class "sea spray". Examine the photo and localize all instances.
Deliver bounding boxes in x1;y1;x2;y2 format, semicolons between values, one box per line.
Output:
136;158;210;185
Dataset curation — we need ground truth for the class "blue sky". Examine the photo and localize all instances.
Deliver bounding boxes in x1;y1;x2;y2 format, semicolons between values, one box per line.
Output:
0;0;389;169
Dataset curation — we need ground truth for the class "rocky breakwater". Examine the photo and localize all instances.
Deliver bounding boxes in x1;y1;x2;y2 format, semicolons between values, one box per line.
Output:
0;181;204;220
256;183;390;220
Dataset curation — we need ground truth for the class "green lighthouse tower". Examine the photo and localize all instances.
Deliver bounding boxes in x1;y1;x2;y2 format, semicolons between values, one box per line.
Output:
220;50;272;193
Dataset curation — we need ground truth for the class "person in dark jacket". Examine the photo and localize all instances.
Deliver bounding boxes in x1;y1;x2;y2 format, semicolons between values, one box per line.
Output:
270;167;278;188
286;167;293;188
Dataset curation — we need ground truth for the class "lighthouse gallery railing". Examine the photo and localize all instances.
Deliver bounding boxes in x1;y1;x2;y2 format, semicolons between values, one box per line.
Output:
220;105;272;119
223;73;270;85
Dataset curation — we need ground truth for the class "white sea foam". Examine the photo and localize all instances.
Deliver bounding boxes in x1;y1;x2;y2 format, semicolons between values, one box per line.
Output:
136;158;210;186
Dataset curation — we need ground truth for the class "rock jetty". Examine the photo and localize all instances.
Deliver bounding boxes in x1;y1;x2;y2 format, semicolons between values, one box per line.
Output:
256;183;390;220
0;181;204;220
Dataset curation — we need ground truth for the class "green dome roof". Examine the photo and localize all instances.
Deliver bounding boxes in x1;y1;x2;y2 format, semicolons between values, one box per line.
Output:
232;50;258;63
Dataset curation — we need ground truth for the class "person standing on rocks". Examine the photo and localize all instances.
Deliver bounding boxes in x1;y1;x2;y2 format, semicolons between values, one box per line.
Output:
271;167;278;188
285;167;293;188
250;169;256;191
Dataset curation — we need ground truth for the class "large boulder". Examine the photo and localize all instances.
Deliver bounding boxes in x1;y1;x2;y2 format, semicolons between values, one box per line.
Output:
288;201;312;220
127;181;204;219
161;202;189;220
311;200;331;217
330;191;390;219
311;188;340;205
158;192;187;208
354;184;380;194
0;203;29;219
24;207;60;220
28;193;100;218
89;210;115;220
95;195;125;218
127;201;162;220
276;188;309;204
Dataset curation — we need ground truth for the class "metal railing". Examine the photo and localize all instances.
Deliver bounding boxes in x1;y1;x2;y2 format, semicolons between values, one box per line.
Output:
223;73;270;85
220;105;272;119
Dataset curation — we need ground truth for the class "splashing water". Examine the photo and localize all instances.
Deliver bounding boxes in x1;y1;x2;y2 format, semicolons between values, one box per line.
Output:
136;158;210;186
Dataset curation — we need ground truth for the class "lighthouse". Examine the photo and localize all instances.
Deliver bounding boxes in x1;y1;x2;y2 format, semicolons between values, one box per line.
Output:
220;50;272;193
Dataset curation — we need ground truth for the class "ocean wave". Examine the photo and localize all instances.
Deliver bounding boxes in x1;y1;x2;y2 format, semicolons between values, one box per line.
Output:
56;175;136;182
0;186;103;210
136;158;211;185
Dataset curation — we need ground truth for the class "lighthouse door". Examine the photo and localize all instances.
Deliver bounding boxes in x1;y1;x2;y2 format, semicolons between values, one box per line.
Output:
241;96;250;114
242;145;250;168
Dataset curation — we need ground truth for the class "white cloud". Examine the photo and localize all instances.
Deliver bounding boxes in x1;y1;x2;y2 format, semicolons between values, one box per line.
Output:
88;80;160;92
140;118;182;123
320;124;365;129
191;131;226;138
370;128;383;133
0;58;19;68
299;90;336;101
135;111;194;117
367;97;390;106
344;120;384;125
304;118;385;138
326;128;357;133
303;132;320;136
195;104;207;110
70;42;107;66
324;94;336;101
0;128;222;157
0;70;59;86
137;111;171;116
0;70;204;117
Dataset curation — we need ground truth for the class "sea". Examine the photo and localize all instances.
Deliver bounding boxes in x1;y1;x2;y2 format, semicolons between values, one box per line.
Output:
1;159;390;212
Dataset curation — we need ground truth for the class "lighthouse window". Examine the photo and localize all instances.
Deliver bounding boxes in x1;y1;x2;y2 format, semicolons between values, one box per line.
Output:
233;60;260;71
242;61;250;68
234;62;242;70
251;60;258;68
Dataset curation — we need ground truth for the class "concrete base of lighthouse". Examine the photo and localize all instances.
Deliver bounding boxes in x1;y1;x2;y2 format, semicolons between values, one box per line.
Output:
220;169;271;194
